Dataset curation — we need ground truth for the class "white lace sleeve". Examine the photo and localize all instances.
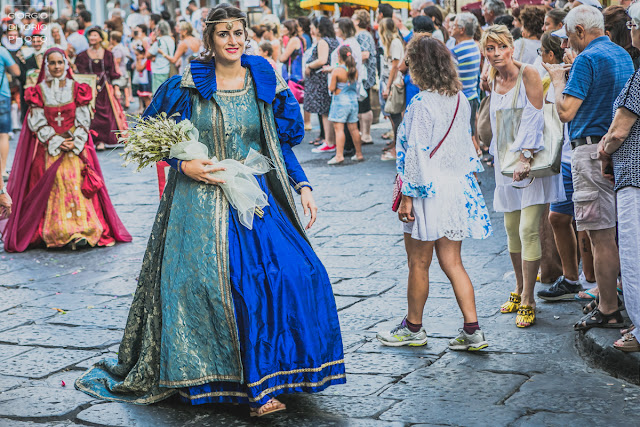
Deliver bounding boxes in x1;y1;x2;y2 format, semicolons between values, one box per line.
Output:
28;107;65;155
71;104;91;155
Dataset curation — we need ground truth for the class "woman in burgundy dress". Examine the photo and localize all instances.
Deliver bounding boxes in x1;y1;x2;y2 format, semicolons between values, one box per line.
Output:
1;47;131;252
75;27;128;150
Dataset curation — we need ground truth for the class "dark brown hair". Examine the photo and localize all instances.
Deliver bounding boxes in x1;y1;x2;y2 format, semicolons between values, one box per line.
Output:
200;4;247;62
540;31;563;63
337;45;357;83
407;34;461;96
520;6;546;39
604;5;640;61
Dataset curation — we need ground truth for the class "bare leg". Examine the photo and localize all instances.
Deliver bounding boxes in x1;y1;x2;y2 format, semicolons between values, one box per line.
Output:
435;238;478;323
579;231;596;283
539;204;563;283
549;211;579;281
510;252;524;295
359;110;373;142
521;259;540;309
346;122;363;159
304;110;311;129
0;133;8;176
588;227;620;315
322;114;335;146
404;233;435;325
331;122;345;162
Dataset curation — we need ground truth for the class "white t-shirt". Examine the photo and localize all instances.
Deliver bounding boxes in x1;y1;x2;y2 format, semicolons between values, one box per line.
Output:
381;38;404;81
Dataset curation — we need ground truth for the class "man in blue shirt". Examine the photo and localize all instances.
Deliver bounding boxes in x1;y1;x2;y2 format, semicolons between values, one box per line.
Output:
544;5;633;329
0;44;19;181
450;12;481;139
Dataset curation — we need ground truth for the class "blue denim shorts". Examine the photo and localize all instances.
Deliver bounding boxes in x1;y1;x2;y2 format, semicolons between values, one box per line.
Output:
328;93;359;124
550;162;574;217
0;95;11;134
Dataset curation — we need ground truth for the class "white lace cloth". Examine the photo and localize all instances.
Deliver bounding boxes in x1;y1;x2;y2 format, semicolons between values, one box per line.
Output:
489;67;565;213
396;90;492;241
27;79;91;156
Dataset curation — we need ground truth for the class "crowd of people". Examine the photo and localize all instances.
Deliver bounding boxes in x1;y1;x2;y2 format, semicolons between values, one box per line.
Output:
0;0;639;416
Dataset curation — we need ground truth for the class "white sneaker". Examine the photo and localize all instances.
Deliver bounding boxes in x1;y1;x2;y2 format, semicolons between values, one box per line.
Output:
376;318;428;347
448;329;489;351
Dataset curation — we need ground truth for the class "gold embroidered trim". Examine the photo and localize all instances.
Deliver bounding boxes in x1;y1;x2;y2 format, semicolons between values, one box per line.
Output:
294;181;312;191
178;373;347;403
159;373;242;387
74;367;178;405
209;94;244;375
180;65;195;88
246;359;344;388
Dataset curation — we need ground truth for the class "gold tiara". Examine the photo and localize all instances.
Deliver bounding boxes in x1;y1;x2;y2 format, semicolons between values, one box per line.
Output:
205;17;246;30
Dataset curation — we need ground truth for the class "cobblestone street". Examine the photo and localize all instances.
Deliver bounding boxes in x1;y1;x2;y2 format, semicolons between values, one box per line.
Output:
1;123;639;427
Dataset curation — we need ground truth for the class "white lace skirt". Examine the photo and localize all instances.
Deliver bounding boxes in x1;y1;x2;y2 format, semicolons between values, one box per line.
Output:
402;174;493;242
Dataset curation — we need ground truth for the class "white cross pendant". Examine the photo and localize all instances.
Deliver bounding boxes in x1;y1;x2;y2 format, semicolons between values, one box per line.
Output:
54;113;64;127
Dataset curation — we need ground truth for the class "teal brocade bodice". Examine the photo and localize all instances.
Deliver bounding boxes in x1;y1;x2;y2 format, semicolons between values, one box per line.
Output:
200;72;263;161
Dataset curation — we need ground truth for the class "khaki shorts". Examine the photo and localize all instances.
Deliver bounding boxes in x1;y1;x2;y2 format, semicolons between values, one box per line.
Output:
571;144;616;231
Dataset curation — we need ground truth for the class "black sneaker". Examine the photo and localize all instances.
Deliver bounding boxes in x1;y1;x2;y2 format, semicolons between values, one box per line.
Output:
537;276;585;301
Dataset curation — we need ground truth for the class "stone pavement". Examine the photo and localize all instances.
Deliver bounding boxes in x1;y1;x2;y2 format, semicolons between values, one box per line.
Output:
1;122;639;427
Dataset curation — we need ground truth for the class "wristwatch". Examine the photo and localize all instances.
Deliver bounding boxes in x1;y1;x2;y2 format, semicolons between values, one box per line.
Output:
521;150;533;160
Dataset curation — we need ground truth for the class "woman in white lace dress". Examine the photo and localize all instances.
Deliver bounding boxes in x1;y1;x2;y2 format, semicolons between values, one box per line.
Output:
376;35;492;351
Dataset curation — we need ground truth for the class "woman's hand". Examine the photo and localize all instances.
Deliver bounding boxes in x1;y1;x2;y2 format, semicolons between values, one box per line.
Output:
60;137;75;152
382;88;390;100
321;65;334;73
181;159;227;185
513;160;531;182
398;195;414;223
300;187;317;229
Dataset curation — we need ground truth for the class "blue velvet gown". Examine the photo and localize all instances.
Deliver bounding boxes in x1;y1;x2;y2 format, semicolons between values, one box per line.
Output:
74;55;345;407
176;72;345;407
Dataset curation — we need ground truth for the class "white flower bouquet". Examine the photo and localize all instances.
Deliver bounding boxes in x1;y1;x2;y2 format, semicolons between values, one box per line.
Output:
117;113;272;229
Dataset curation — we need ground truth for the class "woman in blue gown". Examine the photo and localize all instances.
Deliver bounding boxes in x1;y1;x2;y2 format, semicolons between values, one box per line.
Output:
75;5;345;417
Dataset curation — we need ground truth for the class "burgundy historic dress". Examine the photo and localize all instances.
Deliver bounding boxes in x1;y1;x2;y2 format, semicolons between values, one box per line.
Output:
1;47;131;252
75;49;128;147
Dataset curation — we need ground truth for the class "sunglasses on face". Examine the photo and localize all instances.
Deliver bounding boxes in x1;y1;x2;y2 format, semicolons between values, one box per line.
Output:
537;48;545;56
627;21;639;30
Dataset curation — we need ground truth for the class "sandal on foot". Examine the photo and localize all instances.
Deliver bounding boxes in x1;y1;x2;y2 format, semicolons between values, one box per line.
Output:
516;305;536;328
614;333;640;352
575;289;598;301
351;155;364;162
574;308;624;331
381;130;394;140
250;398;286;417
500;292;521;314
380;151;396;161
583;297;598;315
621;324;635;335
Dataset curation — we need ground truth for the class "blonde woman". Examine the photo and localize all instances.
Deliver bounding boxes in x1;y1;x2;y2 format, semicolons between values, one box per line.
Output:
379;18;405;161
261;21;281;64
481;25;564;328
160;21;202;75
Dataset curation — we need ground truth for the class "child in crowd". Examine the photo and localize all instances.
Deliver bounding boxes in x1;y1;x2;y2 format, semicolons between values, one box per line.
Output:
258;41;277;69
132;44;152;115
327;46;363;165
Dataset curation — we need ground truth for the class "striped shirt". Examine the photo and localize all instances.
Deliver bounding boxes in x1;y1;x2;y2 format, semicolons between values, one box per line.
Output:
450;40;481;101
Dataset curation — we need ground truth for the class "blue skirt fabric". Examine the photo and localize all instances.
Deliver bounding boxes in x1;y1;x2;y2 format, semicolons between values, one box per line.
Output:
179;176;345;407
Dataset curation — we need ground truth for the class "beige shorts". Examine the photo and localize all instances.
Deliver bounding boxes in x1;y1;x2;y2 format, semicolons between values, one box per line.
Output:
571;144;616;231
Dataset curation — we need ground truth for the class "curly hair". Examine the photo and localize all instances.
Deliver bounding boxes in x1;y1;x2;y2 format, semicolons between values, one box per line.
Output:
520;6;546;39
407;34;461;96
200;4;248;63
